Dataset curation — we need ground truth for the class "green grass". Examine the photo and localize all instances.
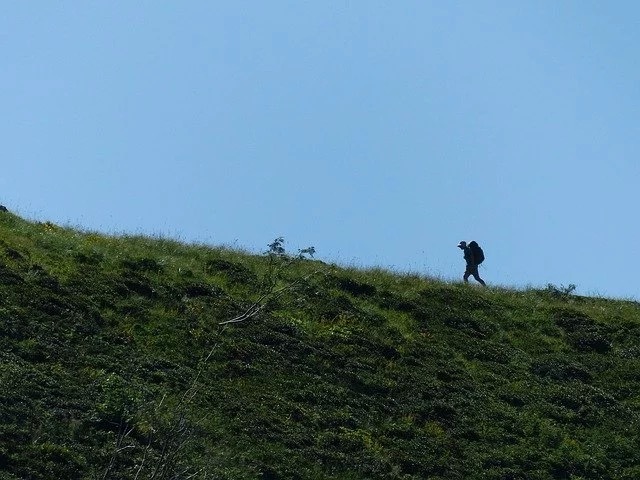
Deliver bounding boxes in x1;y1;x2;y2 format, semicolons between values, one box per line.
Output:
1;212;640;479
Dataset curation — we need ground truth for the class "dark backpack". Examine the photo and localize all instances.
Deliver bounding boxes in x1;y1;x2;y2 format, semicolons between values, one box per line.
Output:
469;241;484;265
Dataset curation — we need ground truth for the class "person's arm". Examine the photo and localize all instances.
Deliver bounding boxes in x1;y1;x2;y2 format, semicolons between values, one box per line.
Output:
466;247;475;266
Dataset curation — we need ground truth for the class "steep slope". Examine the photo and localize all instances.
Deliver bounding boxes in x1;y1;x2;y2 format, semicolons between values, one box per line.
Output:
1;212;639;479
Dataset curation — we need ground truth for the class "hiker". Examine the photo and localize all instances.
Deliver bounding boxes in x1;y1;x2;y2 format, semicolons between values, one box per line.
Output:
457;240;486;286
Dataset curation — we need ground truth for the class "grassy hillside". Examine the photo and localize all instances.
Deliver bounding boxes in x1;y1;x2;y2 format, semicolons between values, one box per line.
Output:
1;211;640;480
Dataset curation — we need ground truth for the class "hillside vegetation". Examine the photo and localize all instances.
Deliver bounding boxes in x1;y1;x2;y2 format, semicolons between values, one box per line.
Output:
1;212;640;480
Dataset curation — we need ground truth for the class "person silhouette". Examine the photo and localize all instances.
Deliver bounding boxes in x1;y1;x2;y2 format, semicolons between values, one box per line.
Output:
457;241;486;286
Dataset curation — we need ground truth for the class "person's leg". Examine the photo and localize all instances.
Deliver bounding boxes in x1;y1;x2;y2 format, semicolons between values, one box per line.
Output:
472;272;486;286
468;265;486;286
463;266;471;282
470;266;486;286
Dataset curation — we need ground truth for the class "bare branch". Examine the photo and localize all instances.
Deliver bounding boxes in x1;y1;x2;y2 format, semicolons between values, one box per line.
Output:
219;270;322;325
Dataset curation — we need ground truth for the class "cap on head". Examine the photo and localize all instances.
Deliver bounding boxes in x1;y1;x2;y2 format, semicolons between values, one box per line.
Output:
457;241;467;248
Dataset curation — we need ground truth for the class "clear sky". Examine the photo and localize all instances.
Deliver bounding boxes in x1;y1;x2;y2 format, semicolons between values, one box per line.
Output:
2;2;639;299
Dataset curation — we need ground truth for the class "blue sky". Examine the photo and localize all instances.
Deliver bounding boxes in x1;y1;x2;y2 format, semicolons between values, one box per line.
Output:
2;2;639;299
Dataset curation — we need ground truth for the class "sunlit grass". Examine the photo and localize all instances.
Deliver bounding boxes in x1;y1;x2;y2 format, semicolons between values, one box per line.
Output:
1;211;639;479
